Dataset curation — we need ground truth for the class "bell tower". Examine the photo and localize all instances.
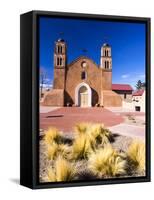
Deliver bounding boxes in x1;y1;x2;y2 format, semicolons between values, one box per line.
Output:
53;39;67;89
100;43;112;90
100;43;112;70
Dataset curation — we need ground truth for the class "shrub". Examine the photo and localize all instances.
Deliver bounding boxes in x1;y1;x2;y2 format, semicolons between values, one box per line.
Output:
58;143;71;159
74;123;113;147
74;122;91;135
46;142;59;160
44;127;62;145
71;134;93;160
44;156;76;182
127;114;135;121
46;142;71;160
88;145;126;178
89;124;113;146
127;140;145;173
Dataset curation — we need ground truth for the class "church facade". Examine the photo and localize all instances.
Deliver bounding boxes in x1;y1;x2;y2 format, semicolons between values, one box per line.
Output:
43;39;122;107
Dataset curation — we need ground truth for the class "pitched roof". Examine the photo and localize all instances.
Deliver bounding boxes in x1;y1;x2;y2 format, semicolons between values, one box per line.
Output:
112;84;133;91
132;89;144;96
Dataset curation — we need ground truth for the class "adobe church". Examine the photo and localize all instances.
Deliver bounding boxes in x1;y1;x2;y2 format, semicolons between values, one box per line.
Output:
43;39;123;107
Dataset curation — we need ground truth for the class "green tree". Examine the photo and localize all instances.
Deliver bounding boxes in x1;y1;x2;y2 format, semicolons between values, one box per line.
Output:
135;80;142;90
141;82;146;88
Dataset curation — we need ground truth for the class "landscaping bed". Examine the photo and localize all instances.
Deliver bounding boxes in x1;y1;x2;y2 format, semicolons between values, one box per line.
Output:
39;123;145;182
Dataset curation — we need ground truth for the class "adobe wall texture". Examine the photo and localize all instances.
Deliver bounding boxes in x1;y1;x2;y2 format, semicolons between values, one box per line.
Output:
102;90;122;107
53;67;66;89
113;90;132;103
65;57;103;106
43;89;64;106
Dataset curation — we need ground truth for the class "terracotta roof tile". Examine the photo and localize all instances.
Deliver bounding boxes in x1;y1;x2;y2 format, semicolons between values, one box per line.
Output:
132;89;144;96
112;84;133;91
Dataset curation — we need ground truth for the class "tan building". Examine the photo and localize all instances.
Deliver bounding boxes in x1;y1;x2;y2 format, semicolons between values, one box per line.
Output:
43;39;131;107
112;84;133;103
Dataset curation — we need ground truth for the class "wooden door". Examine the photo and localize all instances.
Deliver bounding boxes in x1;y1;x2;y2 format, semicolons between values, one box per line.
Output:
80;93;88;107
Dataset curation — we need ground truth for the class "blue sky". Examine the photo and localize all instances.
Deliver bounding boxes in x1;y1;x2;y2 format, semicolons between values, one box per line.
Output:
39;16;146;89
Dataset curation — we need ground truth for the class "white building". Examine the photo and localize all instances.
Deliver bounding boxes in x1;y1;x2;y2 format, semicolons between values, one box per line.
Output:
132;89;145;112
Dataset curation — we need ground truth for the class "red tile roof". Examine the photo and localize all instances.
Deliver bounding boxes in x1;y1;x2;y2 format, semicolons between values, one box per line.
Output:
132;89;144;96
112;84;133;91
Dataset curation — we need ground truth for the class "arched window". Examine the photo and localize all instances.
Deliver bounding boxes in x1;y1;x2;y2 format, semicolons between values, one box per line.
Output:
81;71;86;80
57;46;60;53
107;61;109;69
57;57;59;65
57;45;63;53
60;57;62;66
105;61;107;69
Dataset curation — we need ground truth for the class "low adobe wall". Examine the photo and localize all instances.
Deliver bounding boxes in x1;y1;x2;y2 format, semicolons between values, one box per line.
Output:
102;90;122;107
42;89;64;106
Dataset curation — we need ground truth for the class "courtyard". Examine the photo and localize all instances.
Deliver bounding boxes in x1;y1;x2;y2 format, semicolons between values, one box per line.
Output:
40;106;145;140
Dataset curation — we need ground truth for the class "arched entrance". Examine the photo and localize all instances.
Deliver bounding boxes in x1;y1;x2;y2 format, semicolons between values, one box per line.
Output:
75;82;91;107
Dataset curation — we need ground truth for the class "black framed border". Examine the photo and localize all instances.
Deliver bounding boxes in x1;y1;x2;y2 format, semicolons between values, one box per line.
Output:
20;10;151;189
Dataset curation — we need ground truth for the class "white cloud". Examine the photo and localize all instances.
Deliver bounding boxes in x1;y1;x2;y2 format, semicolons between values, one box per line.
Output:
121;74;130;79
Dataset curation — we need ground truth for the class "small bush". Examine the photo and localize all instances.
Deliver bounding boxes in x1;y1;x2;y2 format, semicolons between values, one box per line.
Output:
74;123;113;147
88;145;126;178
58;143;71;159
44;156;76;182
127;114;135;121
46;142;71;160
74;122;91;135
44;127;62;145
127;140;145;173
71;134;93;160
89;124;113;146
46;142;59;160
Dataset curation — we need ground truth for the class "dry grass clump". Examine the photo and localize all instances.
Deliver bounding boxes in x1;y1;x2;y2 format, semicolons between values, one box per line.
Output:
74;122;90;135
46;142;58;160
90;124;113;146
71;134;93;160
44;127;62;145
47;142;71;160
127;140;145;173
88;145;126;178
44;156;76;182
74;123;113;147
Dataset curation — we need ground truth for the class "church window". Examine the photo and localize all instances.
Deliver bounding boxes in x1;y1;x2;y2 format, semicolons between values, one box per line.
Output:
81;71;86;80
60;57;62;66
105;61;107;69
106;50;108;57
107;61;109;69
58;46;60;53
57;45;63;53
105;49;108;57
57;57;59;65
